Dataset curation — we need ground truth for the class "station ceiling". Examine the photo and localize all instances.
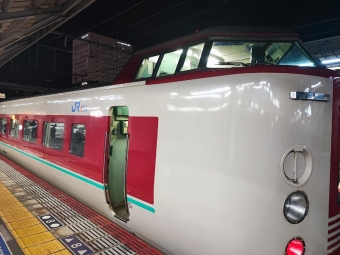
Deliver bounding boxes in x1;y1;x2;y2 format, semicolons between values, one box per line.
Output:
0;0;338;100
305;35;340;71
0;0;95;68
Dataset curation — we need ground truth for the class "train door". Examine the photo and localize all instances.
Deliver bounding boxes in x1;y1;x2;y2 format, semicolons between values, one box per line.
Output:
106;106;129;222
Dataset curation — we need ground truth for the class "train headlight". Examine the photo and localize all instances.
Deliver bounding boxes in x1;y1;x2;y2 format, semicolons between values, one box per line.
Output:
283;191;309;224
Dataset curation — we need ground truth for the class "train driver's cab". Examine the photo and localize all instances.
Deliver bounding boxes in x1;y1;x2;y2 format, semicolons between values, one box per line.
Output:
131;33;322;82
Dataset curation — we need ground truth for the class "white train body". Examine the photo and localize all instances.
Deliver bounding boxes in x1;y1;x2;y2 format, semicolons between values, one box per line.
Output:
0;27;338;254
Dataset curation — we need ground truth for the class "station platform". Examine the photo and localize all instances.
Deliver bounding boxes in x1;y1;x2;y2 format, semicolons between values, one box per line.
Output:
0;155;163;255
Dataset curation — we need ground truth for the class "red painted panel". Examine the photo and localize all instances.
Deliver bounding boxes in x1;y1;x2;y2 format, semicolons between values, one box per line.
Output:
146;66;338;85
115;56;339;85
126;117;158;204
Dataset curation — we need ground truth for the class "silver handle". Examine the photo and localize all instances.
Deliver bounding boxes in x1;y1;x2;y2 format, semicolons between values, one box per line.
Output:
123;133;130;216
102;131;109;189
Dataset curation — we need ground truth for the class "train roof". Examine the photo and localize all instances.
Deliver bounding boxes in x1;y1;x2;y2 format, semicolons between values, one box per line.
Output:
134;26;299;56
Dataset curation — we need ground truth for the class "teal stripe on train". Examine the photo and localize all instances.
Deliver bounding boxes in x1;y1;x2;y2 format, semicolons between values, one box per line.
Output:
127;196;155;213
0;141;104;189
0;141;155;213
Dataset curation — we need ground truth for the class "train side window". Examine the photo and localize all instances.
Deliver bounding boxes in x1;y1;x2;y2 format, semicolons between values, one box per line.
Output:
70;124;86;157
43;122;64;151
23;120;37;143
135;55;160;79
180;43;205;71
9;118;19;138
0;118;7;135
156;49;182;77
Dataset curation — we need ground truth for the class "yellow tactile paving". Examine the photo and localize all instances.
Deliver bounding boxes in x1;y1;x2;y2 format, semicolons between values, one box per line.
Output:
17;230;55;248
0;197;19;204
2;211;35;223
23;240;67;254
0;205;28;216
12;224;47;239
51;249;72;255
6;217;41;230
0;180;70;254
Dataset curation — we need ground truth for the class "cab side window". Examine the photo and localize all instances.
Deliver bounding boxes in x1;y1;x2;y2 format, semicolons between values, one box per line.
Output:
156;49;182;77
23;120;38;143
180;43;205;71
70;124;86;157
135;55;160;79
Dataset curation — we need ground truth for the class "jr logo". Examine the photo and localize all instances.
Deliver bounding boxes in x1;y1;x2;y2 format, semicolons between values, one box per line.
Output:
71;101;87;112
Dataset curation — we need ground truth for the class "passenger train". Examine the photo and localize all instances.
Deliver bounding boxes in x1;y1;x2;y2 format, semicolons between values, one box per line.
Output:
0;27;339;255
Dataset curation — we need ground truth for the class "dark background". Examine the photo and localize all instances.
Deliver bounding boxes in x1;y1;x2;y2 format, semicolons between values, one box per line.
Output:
0;0;339;96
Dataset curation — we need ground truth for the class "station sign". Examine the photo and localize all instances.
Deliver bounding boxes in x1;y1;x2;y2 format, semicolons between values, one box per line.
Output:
38;214;63;230
60;236;93;255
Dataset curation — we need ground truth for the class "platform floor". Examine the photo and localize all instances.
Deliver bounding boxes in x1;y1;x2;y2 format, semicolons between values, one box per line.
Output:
0;155;163;255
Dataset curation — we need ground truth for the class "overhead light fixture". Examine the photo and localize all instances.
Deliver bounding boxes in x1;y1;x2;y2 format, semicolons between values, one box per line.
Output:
329;66;340;70
322;58;340;64
81;34;89;39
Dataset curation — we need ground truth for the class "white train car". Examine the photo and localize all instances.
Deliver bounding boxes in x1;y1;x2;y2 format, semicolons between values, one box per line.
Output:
0;27;339;255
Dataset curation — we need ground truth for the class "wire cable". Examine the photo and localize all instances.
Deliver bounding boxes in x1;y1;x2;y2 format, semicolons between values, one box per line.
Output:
12;1;230;84
127;1;227;41
88;0;146;31
1;1;146;75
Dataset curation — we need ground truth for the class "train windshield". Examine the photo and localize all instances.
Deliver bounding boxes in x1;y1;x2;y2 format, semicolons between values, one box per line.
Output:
207;41;316;68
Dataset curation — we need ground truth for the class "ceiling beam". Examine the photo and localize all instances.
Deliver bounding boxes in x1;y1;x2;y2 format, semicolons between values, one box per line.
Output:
1;18;31;41
32;0;45;9
0;0;46;41
62;0;81;14
0;13;65;49
0;41;28;57
1;0;15;13
0;7;62;23
0;0;96;67
56;0;67;6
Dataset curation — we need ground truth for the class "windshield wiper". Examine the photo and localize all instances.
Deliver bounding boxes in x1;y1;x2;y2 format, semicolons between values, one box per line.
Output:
217;61;249;67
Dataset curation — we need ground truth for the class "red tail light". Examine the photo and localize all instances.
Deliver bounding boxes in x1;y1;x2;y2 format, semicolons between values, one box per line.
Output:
285;237;305;255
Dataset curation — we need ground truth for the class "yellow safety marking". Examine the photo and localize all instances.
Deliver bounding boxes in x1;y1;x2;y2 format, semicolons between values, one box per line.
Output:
12;224;47;239
2;211;35;223
0;179;70;254
0;201;22;210
0;197;19;204
51;250;72;255
6;217;41;230
0;205;28;216
23;240;68;255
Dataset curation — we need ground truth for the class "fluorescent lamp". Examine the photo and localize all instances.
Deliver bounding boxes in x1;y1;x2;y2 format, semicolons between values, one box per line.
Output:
322;58;340;64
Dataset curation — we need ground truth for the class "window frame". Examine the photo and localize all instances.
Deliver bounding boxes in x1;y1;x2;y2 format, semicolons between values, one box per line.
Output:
23;119;38;143
205;39;319;69
175;40;210;73
0;118;7;136
134;54;162;81
154;48;184;78
70;123;86;157
9;118;19;139
42;121;65;151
